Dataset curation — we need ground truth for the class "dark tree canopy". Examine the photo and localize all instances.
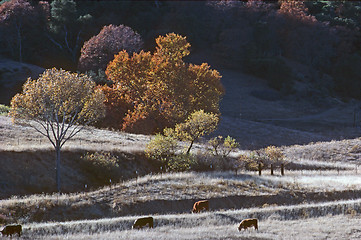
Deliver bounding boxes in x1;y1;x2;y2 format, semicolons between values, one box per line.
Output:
78;24;143;73
0;0;49;62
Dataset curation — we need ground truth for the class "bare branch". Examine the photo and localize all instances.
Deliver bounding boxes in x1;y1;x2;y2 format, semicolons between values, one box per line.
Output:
46;33;64;50
30;119;56;148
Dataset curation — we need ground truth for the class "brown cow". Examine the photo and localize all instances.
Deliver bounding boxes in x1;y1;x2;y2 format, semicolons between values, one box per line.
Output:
192;200;209;213
238;218;258;231
132;217;154;229
1;224;22;237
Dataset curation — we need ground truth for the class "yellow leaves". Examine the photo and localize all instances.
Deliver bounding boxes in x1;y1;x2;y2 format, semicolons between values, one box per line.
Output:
155;33;191;63
174;110;219;141
10;68;105;124
264;145;284;162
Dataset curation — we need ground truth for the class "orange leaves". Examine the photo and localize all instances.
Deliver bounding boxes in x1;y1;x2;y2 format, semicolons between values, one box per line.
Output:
187;63;224;112
278;0;317;23
104;33;224;134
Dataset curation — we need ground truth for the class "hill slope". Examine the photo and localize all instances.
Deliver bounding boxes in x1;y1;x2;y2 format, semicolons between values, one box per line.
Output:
213;68;361;149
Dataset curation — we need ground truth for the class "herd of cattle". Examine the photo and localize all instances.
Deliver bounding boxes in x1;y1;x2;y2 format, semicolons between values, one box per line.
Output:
132;200;259;232
0;200;257;237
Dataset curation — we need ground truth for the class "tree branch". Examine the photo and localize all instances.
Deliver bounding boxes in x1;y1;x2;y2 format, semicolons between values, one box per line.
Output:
46;33;64;50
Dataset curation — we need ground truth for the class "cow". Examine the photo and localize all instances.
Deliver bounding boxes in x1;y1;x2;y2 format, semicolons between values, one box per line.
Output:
192;200;209;213
238;218;258;231
132;217;154;229
1;224;22;237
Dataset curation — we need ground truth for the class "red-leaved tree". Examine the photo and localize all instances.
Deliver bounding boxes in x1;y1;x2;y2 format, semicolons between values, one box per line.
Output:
78;24;143;72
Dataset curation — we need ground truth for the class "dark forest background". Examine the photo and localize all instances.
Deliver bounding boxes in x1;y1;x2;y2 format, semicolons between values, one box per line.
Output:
1;0;361;99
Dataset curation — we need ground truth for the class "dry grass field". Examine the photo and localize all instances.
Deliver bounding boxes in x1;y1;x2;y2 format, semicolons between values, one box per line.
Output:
10;198;361;239
2;68;361;239
1;169;361;239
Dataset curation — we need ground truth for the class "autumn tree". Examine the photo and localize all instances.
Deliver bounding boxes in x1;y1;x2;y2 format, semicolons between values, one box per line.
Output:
10;68;105;192
104;33;224;133
174;110;219;154
145;110;218;171
78;24;143;73
278;0;315;22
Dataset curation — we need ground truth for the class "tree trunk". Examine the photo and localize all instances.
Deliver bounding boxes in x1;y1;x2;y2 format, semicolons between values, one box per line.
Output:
16;24;22;62
186;140;194;155
55;144;61;192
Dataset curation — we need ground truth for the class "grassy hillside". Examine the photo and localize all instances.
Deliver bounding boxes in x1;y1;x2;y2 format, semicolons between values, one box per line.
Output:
1;169;361;224
4;184;361;239
2;66;361;239
25;214;361;240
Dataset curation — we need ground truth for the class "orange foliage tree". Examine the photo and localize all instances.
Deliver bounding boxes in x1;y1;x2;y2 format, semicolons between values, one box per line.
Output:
102;33;224;134
278;0;316;23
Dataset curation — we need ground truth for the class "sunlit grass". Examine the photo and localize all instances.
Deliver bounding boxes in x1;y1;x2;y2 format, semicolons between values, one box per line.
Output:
21;199;361;239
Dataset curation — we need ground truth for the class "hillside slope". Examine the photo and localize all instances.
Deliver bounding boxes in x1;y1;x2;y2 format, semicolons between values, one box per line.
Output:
214;68;361;149
2;60;361;197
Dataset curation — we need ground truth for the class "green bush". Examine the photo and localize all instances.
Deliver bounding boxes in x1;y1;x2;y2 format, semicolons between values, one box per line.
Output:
81;151;120;184
0;104;10;116
145;132;178;169
208;135;239;158
167;154;197;172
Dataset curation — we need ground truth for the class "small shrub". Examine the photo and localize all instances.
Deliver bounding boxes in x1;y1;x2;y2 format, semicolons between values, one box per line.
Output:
208;135;239;158
145;131;178;169
81;151;120;184
167;154;197;172
346;207;357;217
82;151;119;170
145;110;220;171
350;145;361;153
191;151;214;171
264;145;284;162
0;104;10;116
241;151;266;171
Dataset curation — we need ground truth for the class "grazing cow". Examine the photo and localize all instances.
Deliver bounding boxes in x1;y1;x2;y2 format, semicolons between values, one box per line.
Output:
192;200;209;213
1;224;22;237
132;217;154;229
238;218;258;231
